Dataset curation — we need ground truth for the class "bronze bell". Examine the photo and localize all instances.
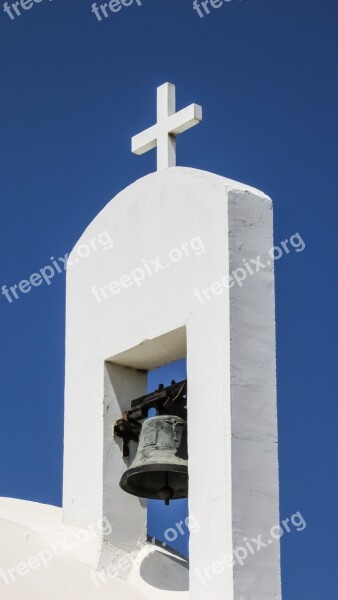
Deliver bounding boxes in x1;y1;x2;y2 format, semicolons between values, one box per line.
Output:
119;415;188;505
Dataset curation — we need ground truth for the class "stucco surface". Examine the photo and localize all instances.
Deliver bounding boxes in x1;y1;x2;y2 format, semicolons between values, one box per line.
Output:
0;497;188;600
1;167;280;600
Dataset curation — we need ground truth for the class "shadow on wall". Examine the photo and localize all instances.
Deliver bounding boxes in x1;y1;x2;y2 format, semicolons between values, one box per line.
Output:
140;548;189;591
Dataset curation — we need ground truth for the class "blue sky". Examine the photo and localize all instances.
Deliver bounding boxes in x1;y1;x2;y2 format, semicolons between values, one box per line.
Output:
0;0;337;597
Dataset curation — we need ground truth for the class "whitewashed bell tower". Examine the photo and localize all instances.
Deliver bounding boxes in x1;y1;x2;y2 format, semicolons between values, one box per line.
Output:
63;83;281;600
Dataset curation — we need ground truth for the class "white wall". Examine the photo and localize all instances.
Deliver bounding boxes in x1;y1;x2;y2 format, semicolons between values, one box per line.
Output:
63;167;281;599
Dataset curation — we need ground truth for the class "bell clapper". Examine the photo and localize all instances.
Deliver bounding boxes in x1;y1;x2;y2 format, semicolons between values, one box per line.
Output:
158;472;174;506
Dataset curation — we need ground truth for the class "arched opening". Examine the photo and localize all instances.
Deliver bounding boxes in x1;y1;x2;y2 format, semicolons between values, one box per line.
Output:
146;359;189;559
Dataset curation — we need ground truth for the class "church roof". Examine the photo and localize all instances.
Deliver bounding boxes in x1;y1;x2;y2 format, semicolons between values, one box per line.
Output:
0;498;187;600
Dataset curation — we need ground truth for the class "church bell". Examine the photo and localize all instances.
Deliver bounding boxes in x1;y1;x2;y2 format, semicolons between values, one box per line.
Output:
119;415;188;505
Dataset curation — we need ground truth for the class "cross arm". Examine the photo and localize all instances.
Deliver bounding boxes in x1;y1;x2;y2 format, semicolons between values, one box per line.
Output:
168;103;202;136
131;124;158;155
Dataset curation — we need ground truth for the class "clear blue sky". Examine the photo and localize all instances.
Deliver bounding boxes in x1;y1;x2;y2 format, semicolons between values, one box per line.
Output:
0;0;337;597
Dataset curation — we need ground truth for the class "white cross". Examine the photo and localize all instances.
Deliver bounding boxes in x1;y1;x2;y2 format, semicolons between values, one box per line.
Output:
131;82;202;171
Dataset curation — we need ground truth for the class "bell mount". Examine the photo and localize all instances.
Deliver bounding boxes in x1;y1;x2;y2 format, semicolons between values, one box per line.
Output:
114;379;187;458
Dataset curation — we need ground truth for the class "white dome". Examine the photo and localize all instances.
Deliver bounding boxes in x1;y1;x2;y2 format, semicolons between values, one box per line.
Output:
0;498;188;600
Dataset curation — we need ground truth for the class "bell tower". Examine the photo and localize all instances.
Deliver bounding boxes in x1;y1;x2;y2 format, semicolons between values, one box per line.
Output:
62;83;281;600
